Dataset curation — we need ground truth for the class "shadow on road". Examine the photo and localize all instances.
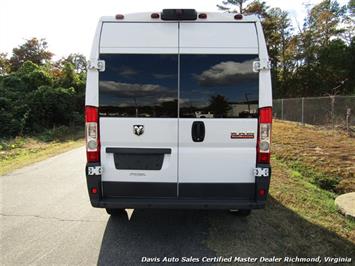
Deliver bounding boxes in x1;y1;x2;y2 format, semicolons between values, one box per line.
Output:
98;197;355;265
98;209;216;265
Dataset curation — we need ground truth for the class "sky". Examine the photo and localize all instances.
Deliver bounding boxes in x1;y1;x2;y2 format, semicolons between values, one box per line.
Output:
0;0;349;59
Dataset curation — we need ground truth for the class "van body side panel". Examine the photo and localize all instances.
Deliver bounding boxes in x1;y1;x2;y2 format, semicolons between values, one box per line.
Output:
85;21;102;107
85;69;99;107
255;21;272;107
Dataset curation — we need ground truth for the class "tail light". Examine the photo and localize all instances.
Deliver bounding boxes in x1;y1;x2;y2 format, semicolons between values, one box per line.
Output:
257;107;272;164
85;106;100;162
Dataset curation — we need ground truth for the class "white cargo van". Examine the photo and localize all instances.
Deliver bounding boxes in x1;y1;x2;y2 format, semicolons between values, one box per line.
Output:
85;9;272;216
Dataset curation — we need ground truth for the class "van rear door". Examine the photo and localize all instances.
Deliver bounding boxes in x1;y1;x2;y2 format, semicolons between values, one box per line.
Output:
178;22;259;199
98;22;179;198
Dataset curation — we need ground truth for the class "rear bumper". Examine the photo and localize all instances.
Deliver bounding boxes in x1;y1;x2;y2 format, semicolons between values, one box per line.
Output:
90;197;266;209
85;163;271;210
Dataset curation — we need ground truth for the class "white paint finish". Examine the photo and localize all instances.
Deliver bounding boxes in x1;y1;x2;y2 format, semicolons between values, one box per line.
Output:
85;21;103;107
99;118;178;183
90;21;103;60
255;21;273;107
178;119;258;183
179;23;258;50
255;21;268;60
85;68;99;106
100;22;178;50
259;70;273;107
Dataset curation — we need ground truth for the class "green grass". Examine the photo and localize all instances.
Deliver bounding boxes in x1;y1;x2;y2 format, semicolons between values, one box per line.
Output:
0;127;84;176
274;155;341;192
270;158;355;239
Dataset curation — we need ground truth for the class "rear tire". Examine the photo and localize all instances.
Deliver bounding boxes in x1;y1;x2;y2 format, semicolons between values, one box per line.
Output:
106;208;127;218
229;209;252;216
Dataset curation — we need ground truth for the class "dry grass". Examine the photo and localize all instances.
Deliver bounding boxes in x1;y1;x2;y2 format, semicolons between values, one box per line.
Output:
0;137;84;176
206;159;354;262
207;121;355;259
272;120;355;193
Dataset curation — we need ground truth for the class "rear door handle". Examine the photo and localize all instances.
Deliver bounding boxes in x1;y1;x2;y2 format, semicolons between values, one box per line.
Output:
191;121;205;142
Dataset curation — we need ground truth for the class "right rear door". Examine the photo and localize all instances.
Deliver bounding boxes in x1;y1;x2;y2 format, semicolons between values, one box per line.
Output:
178;22;260;199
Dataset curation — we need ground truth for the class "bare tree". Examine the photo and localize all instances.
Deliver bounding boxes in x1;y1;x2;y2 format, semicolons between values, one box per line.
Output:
217;0;251;14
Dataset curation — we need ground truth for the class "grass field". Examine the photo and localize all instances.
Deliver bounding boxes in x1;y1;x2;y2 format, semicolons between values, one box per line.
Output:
0;127;84;176
271;121;354;243
272;120;355;193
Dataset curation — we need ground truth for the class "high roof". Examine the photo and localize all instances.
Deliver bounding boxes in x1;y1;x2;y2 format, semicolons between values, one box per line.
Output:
99;12;260;23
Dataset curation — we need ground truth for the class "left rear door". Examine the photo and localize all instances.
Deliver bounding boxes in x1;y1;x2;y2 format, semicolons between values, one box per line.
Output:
98;22;179;198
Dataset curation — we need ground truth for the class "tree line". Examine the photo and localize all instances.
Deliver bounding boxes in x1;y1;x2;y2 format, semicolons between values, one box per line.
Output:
218;0;355;97
0;0;354;138
0;38;86;137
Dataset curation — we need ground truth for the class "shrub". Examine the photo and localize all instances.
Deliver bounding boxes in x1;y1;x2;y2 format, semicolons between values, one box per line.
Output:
27;86;76;131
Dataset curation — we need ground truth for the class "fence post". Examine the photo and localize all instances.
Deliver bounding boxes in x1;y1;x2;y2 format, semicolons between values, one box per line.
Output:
346;108;351;136
301;97;304;125
330;96;335;130
281;99;284;120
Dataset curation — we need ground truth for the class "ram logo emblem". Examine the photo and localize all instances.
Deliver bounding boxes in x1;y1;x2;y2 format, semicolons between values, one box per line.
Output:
133;125;144;136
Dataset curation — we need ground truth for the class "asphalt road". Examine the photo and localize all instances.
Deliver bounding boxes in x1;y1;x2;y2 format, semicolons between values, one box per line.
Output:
0;147;216;265
1;147;354;265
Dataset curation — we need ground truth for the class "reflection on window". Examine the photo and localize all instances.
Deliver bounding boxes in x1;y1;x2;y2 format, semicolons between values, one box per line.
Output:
99;54;178;118
180;55;259;118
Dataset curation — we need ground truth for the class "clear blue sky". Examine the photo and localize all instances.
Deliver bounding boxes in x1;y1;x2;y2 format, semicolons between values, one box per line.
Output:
0;0;349;59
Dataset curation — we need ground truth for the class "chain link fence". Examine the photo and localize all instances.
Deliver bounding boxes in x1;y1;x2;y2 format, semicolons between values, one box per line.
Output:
273;96;355;133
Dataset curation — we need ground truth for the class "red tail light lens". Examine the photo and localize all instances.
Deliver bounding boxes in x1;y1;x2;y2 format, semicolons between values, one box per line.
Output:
259;107;272;123
258;188;266;197
85;106;100;162
257;107;272;164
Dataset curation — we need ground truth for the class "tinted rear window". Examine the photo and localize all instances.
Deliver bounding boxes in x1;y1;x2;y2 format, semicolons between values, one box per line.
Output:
180;54;259;118
99;54;258;118
99;54;178;118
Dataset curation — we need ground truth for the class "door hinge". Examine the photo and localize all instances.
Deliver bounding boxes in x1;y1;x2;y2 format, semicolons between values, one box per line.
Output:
88;59;105;72
253;60;271;72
